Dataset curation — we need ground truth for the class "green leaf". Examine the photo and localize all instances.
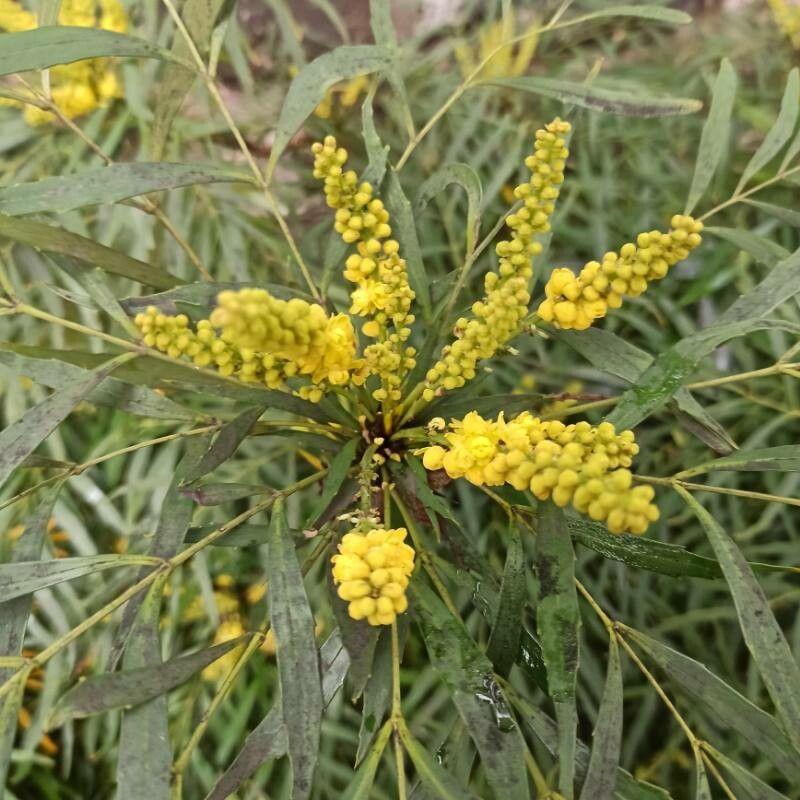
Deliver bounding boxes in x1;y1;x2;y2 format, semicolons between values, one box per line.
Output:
181;482;268;506
486;524;525;678
694;760;712;800
184;523;269;547
676;487;800;753
579;639;622;800
677;445;800;479
341;720;392;800
736;68;799;191
181;405;266;485
386;170;432;321
303;437;359;528
704;745;791;800
685;58;737;214
572;5;692;25
624;629;800;780
0;673;25;797
744;198;800;227
355;626;395;764
412;580;530;800
0;163;249;216
423;393;543;423
535;503;580;799
416;163;483;254
0;554;160;602
116;575;171;800
0;343;194;420
608;245;800;430
208;631;347;800
265;45;392;179
484;76;701;118
46;638;246;730
267;498;323;799
0;352;132;491
0;214;181;289
704;226;790;265
399;724;481;800
0;26;182;76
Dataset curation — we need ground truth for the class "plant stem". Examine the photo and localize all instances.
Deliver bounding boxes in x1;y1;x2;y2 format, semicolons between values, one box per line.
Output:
636;474;800;508
390;621;407;800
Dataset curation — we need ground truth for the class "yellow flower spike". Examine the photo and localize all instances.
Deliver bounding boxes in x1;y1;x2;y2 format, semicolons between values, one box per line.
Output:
419;411;656;535
423;118;570;402
311;137;417;404
538;215;703;330
331;526;415;626
133;288;366;402
0;0;128;125
769;0;800;48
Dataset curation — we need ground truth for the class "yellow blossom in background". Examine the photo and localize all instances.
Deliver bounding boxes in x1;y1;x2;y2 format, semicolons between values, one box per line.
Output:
0;0;128;125
314;74;370;119
332;527;415;626
423;119;570;401
421;412;658;534
769;0;800;48
455;6;539;80
537;215;703;330
313;135;417;405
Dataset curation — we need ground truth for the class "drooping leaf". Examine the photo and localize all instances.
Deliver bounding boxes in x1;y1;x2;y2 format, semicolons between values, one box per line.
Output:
416;163;482;255
486;524;525;678
47;638;246;730
608;245;800;429
341;720;392;800
676;487;800;753
579;638;623;800
535;503;580;799
0;163;249;216
412;580;530;800
0;26;181;76
266;45;392;178
624;629;800;780
355;625;395;764
0;343;194;420
704;226;790;265
0;554;160;602
0;215;181;288
0;352;133;491
736;68;800;191
266;498;323;799
685;58;737;214
484;76;701;118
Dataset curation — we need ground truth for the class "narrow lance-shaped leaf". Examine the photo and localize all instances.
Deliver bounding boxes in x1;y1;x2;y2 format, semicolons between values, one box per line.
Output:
266;45;392;180
676;445;800;479
535;504;580;800
579;638;623;800
571;5;692;25
676;487;800;753
703;744;791;800
46;638;246;730
341;721;393;800
694;759;713;800
0;215;182;289
0;351;135;491
303;437;359;528
486;523;525;678
484;76;702;118
0;162;250;217
411;580;531;800
0;554;161;602
624;628;800;779
685;58;737;214
736;67;800;192
266;498;323;799
0;26;182;76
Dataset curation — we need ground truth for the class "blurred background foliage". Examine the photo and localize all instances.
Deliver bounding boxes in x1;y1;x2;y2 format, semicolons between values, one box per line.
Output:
1;1;800;798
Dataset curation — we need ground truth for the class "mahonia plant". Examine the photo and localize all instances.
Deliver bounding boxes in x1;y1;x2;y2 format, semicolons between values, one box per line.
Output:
133;116;704;635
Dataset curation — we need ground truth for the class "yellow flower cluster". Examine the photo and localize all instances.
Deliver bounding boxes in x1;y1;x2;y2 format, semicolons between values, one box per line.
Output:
0;0;127;125
134;288;365;402
422;119;570;402
421;411;658;534
314;74;370;119
537;215;703;330
455;6;539;81
331;527;415;626
312;136;416;403
769;0;800;48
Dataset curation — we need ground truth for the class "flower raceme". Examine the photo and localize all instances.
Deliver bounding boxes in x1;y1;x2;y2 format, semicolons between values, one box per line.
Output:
421;412;658;535
537;215;703;330
312;136;416;404
0;0;128;124
331;527;415;626
422;118;571;402
134;289;366;402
